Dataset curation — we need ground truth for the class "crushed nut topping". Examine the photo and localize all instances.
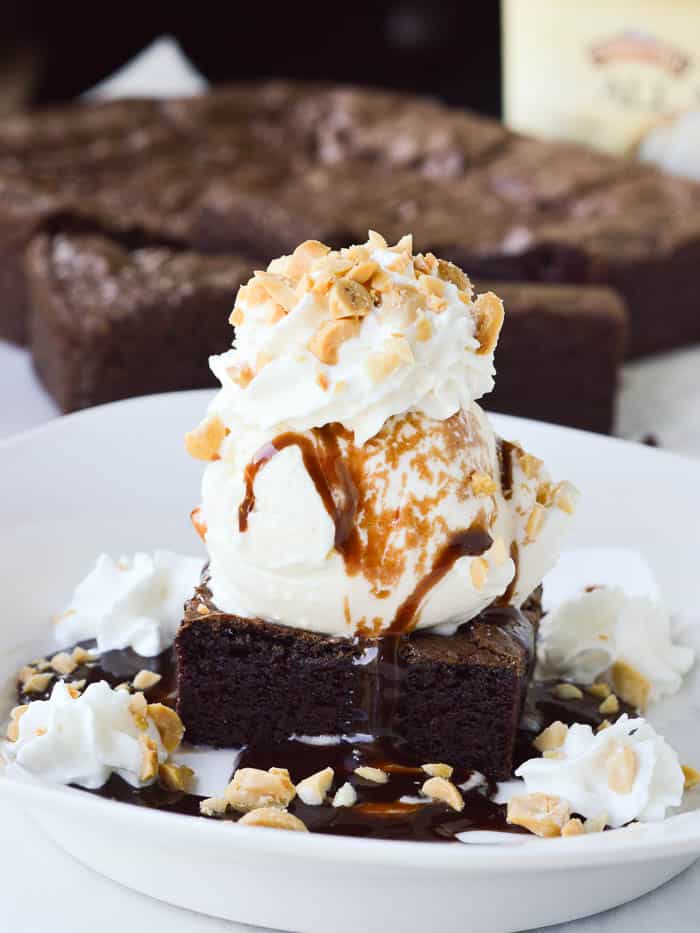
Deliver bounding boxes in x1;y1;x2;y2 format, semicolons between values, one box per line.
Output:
606;743;638;795
225;766;296;812
354;766;389;784
329;278;372;319
138;734;159;783
50;652;77;676
610;660;650;711
597;719;612;733
332;782;358;808
599;694;620;716
470;557;489;591
562;817;585;837
366;336;414;383
132;670;163;691
421;763;454;779
71;646;93;665
421;776;464;812
525;504;546;543
5;705;28;742
308;318;360;365
22;672;54;694
238;807;308;832
158;762;195;793
437;258;471;292
586;682;611;700
128;692;149;730
552;683;583;701
682;765;700;790
196;604;210;616
184;414;228;462
200;796;228;817
147;703;185;753
506;793;571;837
472;291;504;356
533;721;568;753
253;271;297;311
470;471;498;496
296;767;334;806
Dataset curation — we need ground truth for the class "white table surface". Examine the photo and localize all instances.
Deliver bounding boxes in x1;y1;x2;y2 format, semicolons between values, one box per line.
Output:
3;34;700;924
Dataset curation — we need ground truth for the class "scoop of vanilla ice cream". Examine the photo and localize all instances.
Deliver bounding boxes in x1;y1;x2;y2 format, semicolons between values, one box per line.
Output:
186;232;577;636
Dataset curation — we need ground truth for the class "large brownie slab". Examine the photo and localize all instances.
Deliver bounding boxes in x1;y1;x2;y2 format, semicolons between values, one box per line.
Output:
2;81;699;356
483;281;627;434
27;232;257;412
176;580;541;780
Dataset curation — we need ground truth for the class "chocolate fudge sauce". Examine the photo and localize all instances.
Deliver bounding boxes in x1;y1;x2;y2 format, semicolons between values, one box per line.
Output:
14;607;629;843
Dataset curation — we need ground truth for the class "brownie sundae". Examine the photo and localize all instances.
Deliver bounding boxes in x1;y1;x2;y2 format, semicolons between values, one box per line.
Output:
2;233;697;843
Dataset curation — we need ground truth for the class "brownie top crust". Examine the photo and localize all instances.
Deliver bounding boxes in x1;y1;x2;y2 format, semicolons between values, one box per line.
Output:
182;575;541;677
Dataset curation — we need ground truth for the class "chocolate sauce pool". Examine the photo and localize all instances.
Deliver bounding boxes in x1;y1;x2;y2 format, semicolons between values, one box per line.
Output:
16;632;631;843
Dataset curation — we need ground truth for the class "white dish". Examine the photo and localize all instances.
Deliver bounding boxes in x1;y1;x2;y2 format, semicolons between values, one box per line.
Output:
1;390;699;933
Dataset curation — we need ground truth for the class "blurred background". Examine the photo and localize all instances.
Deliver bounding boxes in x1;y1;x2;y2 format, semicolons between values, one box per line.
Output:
1;2;503;114
1;0;700;454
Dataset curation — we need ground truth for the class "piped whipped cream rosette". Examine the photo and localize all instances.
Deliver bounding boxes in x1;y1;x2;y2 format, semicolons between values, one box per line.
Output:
185;232;578;637
3;681;188;791
537;587;695;709
54;551;204;657
508;715;685;834
207;231;501;445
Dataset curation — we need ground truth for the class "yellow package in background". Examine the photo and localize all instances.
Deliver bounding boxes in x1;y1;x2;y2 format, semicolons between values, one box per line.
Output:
502;0;700;179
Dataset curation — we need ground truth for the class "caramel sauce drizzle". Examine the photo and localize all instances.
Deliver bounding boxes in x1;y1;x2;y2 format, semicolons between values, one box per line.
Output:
497;437;517;500
387;519;493;635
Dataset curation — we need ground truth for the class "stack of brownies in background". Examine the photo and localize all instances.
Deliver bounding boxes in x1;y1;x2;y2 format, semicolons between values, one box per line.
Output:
3;82;699;433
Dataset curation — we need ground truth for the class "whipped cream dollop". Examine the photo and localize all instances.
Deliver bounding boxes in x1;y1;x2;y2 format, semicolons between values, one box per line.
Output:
4;681;168;789
54;551;203;657
516;715;684;827
187;233;576;637
537;587;695;704
208;231;499;446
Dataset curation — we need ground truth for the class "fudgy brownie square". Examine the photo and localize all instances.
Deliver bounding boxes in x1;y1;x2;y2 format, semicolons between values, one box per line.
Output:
176;579;541;780
26;231;257;412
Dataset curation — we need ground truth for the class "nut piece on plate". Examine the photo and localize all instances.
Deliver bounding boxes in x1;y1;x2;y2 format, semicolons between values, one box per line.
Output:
421;763;454;779
132;670;162;691
506;793;572;837
200;796;229;817
533;721;568;753
238;807;308;832
610;660;651;711
147;703;185;753
138;735;159;782
308;319;360;365
599;694;620;715
296;767;334;806
332;782;358;808
606;743;638;795
50;652;77;675
22;672;54;694
354;766;389;784
562;818;585;837
421;776;465;812
158;762;195;793
225;766;296;812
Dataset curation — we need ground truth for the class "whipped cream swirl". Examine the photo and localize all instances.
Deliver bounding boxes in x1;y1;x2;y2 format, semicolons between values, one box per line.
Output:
537;587;695;703
4;681;168;790
208;232;500;446
516;715;684;827
54;551;203;657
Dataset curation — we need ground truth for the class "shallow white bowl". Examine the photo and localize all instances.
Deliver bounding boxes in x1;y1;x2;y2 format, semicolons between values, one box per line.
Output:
1;391;699;933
